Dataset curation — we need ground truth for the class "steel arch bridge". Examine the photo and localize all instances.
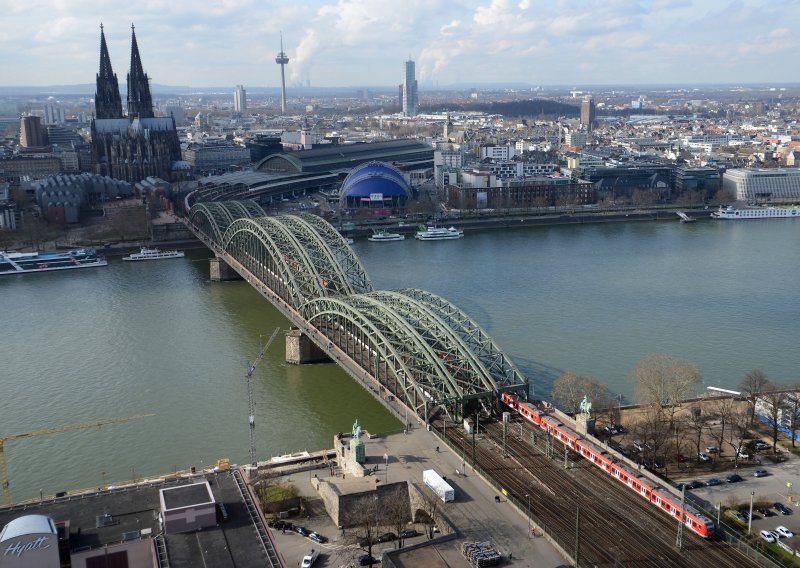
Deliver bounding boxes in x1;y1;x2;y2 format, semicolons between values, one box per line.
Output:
187;200;528;419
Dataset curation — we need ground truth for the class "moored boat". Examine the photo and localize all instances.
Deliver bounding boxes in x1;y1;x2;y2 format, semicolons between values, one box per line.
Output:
415;225;464;240
711;205;800;219
368;230;405;242
0;248;108;275
123;247;185;261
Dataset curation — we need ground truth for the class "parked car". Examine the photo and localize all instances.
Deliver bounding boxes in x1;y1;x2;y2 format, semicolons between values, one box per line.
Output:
633;440;646;452
737;449;752;459
295;526;310;537
774;502;793;515
776;526;794;538
301;549;320;568
726;474;743;483
733;511;748;523
760;530;777;544
705;478;722;486
689;480;705;489
755;441;771;451
358;554;378;566
269;519;286;529
753;469;769;477
758;507;774;517
675;453;687;462
399;528;419;539
698;453;711;462
358;536;376;548
652;459;664;469
705;446;720;454
308;532;328;544
377;532;397;543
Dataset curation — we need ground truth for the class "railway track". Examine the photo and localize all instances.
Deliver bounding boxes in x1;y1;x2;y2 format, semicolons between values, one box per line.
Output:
435;415;762;567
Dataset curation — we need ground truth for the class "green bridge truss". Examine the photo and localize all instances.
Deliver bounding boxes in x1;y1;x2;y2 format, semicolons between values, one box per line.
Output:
188;200;528;418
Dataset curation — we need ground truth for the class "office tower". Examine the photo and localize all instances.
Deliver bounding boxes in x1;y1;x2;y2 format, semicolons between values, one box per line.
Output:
234;85;247;113
580;96;596;132
398;84;403;109
95;23;123;119
403;59;418;117
20;115;47;148
275;33;289;114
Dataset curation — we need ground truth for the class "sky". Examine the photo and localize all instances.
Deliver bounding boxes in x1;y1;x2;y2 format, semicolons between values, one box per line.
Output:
0;0;798;89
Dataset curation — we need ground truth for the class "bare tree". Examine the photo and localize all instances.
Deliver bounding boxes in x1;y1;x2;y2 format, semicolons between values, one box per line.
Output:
686;406;707;460
739;369;769;426
707;396;737;456
350;494;380;565
382;487;411;548
788;388;800;449
551;370;609;415
417;492;440;540
727;406;751;466
633;405;670;467
628;354;702;433
758;384;788;452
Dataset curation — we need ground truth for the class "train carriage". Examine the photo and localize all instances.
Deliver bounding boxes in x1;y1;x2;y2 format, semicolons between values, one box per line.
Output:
499;392;714;538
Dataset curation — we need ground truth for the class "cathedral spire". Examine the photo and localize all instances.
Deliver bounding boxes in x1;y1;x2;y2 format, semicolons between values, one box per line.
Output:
126;23;154;119
95;23;123;119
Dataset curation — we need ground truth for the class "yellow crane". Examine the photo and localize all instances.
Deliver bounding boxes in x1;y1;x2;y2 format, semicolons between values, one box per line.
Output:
1;414;154;505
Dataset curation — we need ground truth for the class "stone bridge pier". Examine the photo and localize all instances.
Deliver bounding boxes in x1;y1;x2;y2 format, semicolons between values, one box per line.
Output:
285;329;331;364
209;256;242;281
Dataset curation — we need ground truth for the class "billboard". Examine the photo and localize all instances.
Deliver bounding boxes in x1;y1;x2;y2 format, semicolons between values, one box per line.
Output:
369;193;384;202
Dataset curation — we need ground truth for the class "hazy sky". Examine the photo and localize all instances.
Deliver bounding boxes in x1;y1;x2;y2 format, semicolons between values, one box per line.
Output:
1;0;797;88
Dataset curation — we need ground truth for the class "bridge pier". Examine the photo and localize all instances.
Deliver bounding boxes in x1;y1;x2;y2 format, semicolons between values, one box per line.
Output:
209;257;243;281
285;329;331;364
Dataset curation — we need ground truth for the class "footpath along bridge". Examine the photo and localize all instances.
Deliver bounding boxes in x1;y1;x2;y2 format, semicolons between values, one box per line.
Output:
187;200;529;423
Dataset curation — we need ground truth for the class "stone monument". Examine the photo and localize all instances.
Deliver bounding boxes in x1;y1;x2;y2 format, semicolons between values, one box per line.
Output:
575;395;596;436
349;418;366;464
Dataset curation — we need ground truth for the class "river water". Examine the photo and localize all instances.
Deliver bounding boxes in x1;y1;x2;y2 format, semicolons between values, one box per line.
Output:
1;217;797;500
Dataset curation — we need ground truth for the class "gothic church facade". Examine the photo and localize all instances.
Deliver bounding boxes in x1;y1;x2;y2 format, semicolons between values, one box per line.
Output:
91;25;182;183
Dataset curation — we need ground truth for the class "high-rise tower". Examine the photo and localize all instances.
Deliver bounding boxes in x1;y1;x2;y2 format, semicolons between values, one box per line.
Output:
275;33;289;114
403;59;418;117
234;84;247;113
126;24;154;119
95;24;123;119
580;96;596;132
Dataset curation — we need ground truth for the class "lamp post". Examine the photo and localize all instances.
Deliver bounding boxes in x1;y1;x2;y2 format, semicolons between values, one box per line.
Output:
525;493;531;537
748;491;755;534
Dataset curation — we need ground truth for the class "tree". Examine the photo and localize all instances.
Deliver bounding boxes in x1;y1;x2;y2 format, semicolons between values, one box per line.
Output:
350;494;380;565
686;405;707;460
417;492;439;540
382;486;411;548
551;370;609;415
739;369;769;426
727;406;751;466
707;396;737;457
760;383;788;452
628;354;702;433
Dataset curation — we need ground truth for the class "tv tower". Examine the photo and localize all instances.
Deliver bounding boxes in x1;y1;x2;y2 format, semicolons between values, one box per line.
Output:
275;32;289;114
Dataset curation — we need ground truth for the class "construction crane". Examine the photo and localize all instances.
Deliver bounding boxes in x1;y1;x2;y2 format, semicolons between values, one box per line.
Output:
246;327;281;467
1;414;154;506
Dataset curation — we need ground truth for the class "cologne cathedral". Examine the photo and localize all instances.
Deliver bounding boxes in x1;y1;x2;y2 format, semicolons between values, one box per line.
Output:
91;25;182;183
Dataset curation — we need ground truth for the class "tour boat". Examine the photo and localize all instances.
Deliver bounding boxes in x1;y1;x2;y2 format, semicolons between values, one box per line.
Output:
368;230;405;242
0;248;107;275
122;247;185;261
711;205;800;219
415;226;464;240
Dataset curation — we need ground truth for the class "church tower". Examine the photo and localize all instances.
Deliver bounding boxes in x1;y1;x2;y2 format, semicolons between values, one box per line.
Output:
126;24;154;119
94;24;123;119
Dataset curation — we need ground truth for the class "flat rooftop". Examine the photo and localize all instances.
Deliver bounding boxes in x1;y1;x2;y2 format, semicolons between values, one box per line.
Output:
0;471;275;568
161;481;213;510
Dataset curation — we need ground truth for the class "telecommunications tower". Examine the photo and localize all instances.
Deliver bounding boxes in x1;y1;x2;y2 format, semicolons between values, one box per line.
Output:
275;33;289;114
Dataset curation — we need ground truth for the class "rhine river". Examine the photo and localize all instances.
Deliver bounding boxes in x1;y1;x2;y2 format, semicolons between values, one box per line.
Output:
1;218;798;501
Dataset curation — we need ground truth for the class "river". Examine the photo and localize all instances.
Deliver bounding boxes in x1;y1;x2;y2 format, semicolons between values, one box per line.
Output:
1;217;797;501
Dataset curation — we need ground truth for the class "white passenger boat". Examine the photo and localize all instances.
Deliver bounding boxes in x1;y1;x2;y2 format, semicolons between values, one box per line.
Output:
122;247;185;261
711;205;800;219
415;225;464;240
368;230;405;242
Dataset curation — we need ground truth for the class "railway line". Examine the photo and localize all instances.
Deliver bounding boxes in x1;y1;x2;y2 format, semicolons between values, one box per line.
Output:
434;414;762;567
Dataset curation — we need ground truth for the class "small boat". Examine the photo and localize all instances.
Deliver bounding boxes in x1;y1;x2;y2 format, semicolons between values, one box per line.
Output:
415;225;464;240
368;230;405;242
122;247;185;261
344;238;355;245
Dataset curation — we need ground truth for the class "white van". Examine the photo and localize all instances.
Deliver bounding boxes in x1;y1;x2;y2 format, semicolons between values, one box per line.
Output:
301;549;320;568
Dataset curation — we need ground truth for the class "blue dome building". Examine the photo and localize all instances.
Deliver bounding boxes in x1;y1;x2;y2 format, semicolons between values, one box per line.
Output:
340;161;410;211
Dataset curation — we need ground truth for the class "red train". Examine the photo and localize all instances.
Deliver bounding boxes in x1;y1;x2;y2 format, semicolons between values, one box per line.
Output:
500;392;715;538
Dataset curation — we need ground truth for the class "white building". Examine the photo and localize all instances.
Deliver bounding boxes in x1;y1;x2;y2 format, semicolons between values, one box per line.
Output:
479;144;515;161
234;85;247;113
722;168;800;202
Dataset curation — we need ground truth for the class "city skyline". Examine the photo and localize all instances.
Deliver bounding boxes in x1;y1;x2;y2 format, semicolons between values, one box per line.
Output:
0;0;797;89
